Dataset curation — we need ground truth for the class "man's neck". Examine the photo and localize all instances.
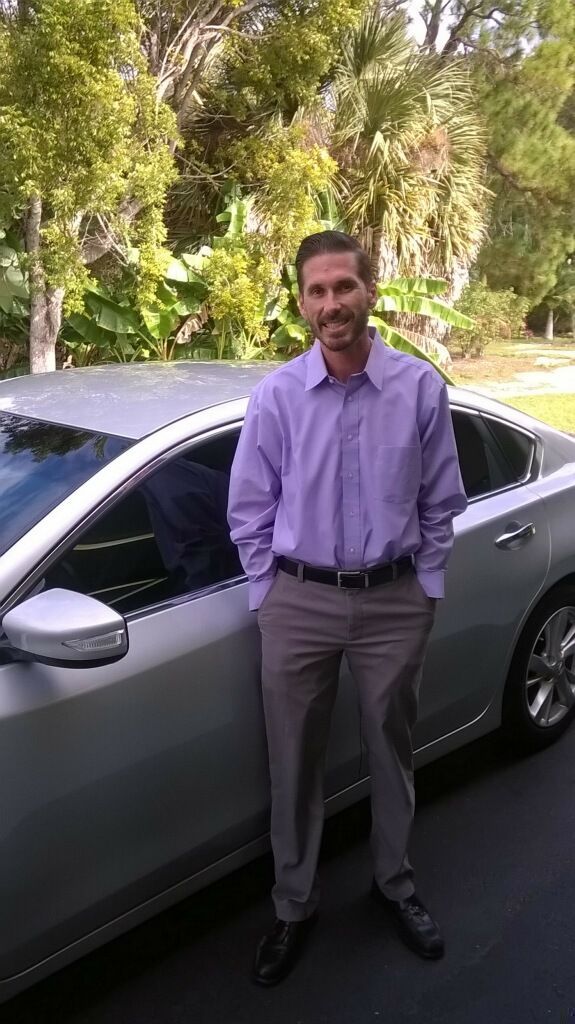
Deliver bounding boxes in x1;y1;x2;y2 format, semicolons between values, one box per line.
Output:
320;334;371;383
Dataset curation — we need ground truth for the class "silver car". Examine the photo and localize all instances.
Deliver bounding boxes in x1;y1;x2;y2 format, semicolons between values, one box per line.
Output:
0;362;574;1002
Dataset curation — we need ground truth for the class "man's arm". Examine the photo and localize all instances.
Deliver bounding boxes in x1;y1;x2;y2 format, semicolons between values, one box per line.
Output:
415;379;468;599
227;387;282;610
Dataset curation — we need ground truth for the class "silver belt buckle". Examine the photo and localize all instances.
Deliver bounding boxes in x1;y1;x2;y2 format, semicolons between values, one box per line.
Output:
337;570;369;588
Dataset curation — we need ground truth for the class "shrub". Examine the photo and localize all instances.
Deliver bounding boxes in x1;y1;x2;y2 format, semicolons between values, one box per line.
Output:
451;282;529;357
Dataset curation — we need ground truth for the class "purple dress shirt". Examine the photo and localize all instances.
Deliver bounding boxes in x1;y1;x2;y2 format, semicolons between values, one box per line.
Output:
228;330;468;610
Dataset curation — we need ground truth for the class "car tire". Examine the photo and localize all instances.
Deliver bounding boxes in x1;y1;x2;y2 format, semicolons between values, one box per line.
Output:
502;585;575;752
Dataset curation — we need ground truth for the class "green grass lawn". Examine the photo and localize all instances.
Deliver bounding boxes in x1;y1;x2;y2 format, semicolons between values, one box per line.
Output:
501;393;575;434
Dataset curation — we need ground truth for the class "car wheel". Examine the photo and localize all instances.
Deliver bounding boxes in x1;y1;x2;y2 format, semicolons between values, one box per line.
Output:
502;585;575;751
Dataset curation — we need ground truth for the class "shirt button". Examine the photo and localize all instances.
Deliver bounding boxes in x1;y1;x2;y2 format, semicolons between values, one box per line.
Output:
349;547;355;553
347;433;353;440
347;396;353;402
348;472;353;478
350;510;355;516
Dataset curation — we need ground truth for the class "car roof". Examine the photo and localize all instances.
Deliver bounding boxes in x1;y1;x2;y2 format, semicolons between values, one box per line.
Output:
0;362;276;439
0;359;568;443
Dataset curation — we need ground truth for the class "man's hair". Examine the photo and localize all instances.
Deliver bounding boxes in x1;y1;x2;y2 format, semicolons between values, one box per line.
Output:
295;231;374;291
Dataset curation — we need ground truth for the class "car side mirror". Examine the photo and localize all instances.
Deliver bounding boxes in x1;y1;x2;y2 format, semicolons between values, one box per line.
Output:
1;588;128;667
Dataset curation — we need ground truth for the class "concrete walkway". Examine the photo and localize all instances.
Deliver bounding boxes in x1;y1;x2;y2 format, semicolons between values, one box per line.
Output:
468;349;575;397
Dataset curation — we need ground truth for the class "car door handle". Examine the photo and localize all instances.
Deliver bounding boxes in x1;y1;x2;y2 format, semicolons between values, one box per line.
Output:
494;522;536;549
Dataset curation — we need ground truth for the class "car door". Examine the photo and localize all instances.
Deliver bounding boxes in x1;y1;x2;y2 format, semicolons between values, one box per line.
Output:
412;406;551;751
0;419;360;981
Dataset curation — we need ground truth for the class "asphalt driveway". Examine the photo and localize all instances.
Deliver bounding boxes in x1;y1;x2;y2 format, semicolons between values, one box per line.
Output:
5;728;575;1024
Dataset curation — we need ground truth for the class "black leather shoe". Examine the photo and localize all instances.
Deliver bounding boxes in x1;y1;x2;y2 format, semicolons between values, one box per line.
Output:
372;882;444;959
252;912;318;986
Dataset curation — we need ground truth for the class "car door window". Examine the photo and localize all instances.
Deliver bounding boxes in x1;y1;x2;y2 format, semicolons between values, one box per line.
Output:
42;430;243;614
483;416;534;481
451;409;516;499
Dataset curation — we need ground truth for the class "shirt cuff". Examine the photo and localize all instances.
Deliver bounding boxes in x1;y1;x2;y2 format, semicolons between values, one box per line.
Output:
415;569;445;599
249;576;277;611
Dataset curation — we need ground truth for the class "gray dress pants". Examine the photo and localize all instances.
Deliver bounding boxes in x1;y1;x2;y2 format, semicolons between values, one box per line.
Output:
257;566;436;923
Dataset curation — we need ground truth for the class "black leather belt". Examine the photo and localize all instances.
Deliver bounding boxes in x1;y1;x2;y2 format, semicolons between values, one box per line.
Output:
277;556;413;589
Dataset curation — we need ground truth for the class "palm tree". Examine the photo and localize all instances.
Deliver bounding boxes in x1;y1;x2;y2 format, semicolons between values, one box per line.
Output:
329;9;489;324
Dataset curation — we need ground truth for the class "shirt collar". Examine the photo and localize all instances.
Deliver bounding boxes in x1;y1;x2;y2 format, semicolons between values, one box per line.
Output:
304;327;385;391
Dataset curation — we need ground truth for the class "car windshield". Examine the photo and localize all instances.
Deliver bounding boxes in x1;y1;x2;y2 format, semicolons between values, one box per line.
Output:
0;413;132;556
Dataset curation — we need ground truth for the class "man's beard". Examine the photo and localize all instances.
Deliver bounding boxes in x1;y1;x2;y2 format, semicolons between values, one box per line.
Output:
317;309;370;351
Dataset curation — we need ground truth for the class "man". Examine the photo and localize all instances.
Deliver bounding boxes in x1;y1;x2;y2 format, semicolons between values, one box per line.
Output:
227;230;467;987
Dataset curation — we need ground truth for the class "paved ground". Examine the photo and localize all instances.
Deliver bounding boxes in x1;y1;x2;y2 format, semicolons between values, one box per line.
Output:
5;725;575;1024
481;363;575;396
453;342;575;397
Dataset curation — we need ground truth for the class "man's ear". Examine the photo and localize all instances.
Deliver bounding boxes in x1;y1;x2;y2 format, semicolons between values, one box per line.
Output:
368;280;377;308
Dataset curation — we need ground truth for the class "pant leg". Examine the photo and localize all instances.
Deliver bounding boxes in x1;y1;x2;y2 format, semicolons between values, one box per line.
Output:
258;571;343;922
345;570;436;900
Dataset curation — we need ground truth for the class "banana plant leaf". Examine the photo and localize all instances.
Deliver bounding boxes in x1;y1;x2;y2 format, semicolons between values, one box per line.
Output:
378;277;448;297
374;293;473;329
0;257;29;314
84;293;141;335
141;305;180;340
67;314;117;347
164;258;190;284
216;197;251;236
369;315;454;385
271;322;309;347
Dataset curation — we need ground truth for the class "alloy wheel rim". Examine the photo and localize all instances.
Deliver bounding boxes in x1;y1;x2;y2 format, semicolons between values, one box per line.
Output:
525;606;575;728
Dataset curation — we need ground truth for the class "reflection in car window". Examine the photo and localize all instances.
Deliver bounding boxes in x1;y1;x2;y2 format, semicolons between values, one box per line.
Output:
0;413;132;556
43;432;243;614
451;410;514;498
484;417;533;480
451;411;493;498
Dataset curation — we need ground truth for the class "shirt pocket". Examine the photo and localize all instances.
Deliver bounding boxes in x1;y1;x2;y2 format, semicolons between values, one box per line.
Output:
374;444;421;502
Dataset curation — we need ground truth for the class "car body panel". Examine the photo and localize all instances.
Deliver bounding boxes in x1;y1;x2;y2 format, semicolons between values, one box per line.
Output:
412;484;551;750
0;363;574;1002
0;407;361;984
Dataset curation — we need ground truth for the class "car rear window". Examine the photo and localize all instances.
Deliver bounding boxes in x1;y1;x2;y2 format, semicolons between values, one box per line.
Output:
0;413;132;555
483;417;534;480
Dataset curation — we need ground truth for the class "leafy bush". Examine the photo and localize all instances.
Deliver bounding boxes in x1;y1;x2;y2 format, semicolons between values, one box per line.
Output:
451;282;529;357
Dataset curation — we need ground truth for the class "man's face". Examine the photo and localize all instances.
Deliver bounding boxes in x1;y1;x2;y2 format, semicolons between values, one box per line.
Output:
298;251;377;353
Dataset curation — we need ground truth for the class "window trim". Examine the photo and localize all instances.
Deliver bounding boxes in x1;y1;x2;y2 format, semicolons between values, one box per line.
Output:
7;420;247;621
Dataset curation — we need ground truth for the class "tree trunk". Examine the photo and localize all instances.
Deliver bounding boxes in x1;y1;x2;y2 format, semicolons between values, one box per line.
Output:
571;310;575;339
29;287;65;373
25;194;64;373
545;307;554;341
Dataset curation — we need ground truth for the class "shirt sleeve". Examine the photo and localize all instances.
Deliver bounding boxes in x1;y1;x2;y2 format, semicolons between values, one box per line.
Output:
415;379;468;598
227;386;282;610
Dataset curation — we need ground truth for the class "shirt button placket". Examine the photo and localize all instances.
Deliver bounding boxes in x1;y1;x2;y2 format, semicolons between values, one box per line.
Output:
342;388;361;569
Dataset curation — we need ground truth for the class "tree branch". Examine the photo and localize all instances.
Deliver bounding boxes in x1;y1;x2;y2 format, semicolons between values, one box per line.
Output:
442;2;501;54
81;198;143;265
489;154;551;204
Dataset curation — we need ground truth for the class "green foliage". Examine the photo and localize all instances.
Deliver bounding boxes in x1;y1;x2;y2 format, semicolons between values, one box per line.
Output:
223;127;338;262
0;228;30;375
451;281;529;357
219;0;367;114
0;230;28;316
370;277;473;382
542;258;575;313
62;252;207;364
472;0;575;304
0;0;177;321
331;11;489;279
201;240;278;358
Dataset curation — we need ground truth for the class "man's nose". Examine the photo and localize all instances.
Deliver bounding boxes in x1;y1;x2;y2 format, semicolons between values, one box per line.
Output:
323;292;343;316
